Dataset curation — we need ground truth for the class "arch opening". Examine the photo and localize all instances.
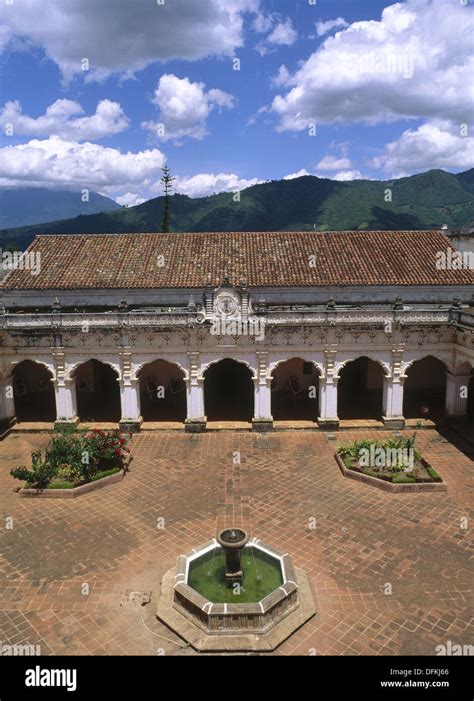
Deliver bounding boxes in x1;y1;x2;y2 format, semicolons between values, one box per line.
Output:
204;359;254;422
467;368;474;423
337;357;384;420
403;356;447;420
73;360;120;423
138;360;186;422
12;360;55;422
271;358;320;421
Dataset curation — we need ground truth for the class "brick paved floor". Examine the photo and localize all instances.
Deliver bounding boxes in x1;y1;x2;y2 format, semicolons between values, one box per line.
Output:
0;429;472;656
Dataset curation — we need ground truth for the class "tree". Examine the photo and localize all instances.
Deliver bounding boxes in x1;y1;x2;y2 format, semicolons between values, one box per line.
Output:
160;165;176;233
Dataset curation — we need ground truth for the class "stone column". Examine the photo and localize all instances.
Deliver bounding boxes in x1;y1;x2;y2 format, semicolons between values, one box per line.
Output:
382;375;406;429
119;379;142;432
54;378;79;427
185;352;206;432
51;350;78;428
318;376;339;429
0;374;16;434
382;349;406;429
318;348;339;429
252;352;273;432
119;350;142;432
445;372;471;416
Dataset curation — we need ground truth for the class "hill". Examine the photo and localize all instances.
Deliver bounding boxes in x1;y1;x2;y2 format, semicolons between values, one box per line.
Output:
0;188;120;231
1;169;473;250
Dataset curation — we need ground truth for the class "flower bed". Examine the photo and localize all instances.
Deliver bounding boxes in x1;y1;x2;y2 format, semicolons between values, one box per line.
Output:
335;434;446;492
11;427;131;496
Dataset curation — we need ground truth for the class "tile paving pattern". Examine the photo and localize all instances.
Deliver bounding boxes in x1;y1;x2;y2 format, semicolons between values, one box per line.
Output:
0;429;472;656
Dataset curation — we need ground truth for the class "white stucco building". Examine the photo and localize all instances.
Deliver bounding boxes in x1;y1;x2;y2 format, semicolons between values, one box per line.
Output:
0;230;473;434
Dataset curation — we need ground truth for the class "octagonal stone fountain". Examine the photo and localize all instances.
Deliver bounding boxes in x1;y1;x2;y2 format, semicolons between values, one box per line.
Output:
156;529;316;652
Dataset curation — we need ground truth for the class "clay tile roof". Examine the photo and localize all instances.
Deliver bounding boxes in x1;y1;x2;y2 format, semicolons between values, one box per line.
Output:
2;231;473;290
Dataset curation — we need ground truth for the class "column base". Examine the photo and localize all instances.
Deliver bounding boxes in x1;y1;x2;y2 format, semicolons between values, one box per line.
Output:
185;418;207;433
252;419;274;433
119;417;143;433
382;416;406;430
54;417;80;430
0;416;16;439
318;418;340;430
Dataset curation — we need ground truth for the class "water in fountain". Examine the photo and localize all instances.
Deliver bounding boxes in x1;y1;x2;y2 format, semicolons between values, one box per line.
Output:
188;546;282;604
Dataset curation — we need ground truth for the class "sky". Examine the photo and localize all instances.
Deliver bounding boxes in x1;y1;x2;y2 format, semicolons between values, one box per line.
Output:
0;0;472;205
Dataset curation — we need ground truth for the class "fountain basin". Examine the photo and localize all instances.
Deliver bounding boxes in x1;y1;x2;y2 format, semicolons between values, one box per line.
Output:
175;538;296;634
156;536;315;650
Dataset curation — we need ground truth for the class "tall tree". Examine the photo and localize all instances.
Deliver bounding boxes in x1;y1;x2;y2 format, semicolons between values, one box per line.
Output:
160;165;176;233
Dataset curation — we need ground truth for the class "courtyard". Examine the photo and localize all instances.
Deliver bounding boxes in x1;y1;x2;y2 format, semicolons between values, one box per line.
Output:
0;428;472;656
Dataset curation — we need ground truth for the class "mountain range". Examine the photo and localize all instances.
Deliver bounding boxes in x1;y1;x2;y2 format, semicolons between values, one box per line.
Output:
0;188;120;233
1;169;473;250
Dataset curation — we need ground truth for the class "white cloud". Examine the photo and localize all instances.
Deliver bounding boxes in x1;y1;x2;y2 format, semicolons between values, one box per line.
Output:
313;169;363;181
315;18;349;37
0;136;166;198
371;120;474;176
0;99;128;141
141;74;234;142
267;19;297;46
283;169;311;180
0;0;259;82
115;193;146;207
331;170;363;181
272;0;474;130
174;173;263;198
315;155;352;171
255;14;297;55
271;65;291;88
252;12;274;34
0;134;263;201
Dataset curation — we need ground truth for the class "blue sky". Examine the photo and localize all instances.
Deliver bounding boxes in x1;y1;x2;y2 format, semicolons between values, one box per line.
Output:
0;0;472;204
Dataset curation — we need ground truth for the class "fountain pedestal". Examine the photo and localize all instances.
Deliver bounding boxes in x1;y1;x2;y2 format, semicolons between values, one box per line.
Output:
216;528;249;583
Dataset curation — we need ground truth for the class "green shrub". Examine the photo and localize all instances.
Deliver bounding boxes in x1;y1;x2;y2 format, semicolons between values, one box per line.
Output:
47;481;75;490
89;467;121;482
10;450;57;489
10;429;129;489
392;472;416;483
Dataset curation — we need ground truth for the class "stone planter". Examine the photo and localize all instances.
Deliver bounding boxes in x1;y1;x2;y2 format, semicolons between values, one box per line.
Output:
18;455;132;499
335;452;447;492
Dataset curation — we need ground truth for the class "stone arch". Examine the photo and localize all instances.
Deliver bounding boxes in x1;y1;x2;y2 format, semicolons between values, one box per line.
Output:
337;356;386;420
335;355;390;379
401;352;455;376
270;357;321;422
203;358;255;422
403;355;448;420
72;359;120;423
268;356;324;378
199;356;257;382
134;358;188;382
12;359;56;422
10;357;56;380
137;359;186;423
68;357;121;382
